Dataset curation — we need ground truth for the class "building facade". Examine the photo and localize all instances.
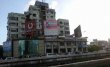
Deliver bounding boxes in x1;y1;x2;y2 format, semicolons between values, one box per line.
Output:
5;1;88;57
45;36;87;54
57;19;70;36
7;13;25;40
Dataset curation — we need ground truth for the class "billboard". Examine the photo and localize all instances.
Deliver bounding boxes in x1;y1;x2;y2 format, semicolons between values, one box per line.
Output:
28;40;39;55
74;25;82;37
25;19;36;32
18;40;25;56
3;41;12;57
25;19;36;38
3;41;12;52
44;19;58;36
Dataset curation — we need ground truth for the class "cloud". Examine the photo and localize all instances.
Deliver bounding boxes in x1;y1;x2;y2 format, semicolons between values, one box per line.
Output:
24;0;37;11
49;0;58;9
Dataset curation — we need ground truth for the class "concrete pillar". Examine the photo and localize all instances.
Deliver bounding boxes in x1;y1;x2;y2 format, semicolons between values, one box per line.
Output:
65;42;68;53
58;42;60;54
82;48;83;53
52;42;54;54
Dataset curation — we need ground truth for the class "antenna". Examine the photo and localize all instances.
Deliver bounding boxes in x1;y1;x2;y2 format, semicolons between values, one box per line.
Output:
42;0;45;2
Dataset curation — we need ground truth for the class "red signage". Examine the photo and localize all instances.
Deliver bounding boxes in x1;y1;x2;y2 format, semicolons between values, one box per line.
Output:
25;19;36;38
25;19;36;32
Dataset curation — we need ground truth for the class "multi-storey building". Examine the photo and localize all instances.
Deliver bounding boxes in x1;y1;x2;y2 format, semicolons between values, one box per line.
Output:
5;1;88;57
24;5;56;37
57;19;70;36
7;13;25;40
45;36;87;54
7;1;56;40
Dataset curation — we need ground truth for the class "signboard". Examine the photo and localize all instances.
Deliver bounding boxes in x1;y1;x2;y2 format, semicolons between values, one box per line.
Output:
25;19;36;32
18;40;25;56
25;19;36;38
3;41;12;52
44;19;58;35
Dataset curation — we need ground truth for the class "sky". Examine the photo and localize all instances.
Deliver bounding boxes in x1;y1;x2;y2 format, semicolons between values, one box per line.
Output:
1;0;110;45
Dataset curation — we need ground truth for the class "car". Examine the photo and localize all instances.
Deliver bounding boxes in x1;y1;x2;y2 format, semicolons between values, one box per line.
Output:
5;57;15;60
46;53;56;57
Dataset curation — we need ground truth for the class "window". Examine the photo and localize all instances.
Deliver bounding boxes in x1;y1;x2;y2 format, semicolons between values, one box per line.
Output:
65;31;70;34
65;27;69;30
21;28;24;31
50;11;53;14
51;16;53;18
21;17;25;19
66;42;71;46
11;34;18;39
64;22;69;25
67;48;71;52
60;42;65;46
11;29;18;32
33;14;36;17
60;31;63;34
46;42;52;48
9;23;18;26
21;23;25;25
60;26;63;28
9;17;18;21
60;21;63;24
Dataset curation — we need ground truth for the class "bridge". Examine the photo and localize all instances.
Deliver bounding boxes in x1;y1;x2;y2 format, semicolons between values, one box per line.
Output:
51;58;110;67
0;52;110;67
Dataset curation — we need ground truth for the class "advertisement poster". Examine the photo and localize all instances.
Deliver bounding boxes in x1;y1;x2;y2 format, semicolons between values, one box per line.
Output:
44;19;58;35
3;41;12;52
18;40;25;56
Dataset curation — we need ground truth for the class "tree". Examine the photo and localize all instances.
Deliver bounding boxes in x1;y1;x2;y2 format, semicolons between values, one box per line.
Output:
88;44;102;52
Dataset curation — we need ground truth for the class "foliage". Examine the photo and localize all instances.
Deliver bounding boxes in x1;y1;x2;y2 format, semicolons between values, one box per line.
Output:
88;44;102;52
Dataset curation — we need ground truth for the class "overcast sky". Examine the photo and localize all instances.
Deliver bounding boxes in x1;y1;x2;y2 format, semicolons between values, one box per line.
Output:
1;0;110;44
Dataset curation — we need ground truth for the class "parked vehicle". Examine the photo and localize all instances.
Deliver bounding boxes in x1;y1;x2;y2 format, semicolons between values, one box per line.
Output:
46;53;57;57
5;57;15;60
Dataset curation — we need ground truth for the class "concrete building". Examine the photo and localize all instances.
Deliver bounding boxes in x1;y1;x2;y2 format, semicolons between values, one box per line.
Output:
90;39;98;45
57;19;70;36
90;39;109;52
5;1;88;57
7;13;25;40
7;1;56;40
25;5;56;37
98;40;108;50
45;36;88;54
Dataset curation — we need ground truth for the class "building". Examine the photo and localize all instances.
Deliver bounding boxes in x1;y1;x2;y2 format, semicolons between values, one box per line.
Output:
90;39;109;52
74;25;82;37
57;19;70;36
7;13;25;40
25;1;56;37
98;40;108;50
90;39;98;45
45;36;88;54
7;1;56;40
5;1;88;57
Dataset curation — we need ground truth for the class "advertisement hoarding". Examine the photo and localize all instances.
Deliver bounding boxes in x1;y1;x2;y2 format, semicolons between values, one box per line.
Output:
3;41;12;52
18;40;25;56
25;19;36;38
44;19;58;36
3;41;12;57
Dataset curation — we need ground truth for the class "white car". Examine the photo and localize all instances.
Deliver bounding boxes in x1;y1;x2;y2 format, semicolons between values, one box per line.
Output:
46;53;56;57
5;57;15;60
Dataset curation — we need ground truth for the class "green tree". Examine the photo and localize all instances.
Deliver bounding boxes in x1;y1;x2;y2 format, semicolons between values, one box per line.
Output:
88;45;102;52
